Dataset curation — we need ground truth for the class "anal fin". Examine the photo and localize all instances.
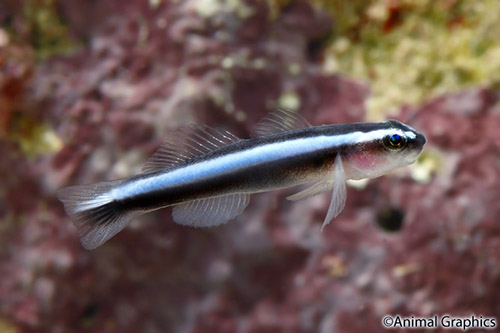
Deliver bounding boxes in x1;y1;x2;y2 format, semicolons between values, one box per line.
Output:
172;193;250;227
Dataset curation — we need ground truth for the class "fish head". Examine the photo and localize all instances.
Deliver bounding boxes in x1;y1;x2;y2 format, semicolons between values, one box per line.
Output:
381;119;426;163
342;120;427;180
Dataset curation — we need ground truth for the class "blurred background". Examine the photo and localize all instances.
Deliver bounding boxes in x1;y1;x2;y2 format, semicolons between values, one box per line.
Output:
1;0;499;332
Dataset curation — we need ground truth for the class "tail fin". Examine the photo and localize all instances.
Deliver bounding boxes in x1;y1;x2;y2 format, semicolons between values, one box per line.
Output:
57;180;137;250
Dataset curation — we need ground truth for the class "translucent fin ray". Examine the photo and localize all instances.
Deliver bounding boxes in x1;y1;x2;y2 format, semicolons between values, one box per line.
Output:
57;180;142;250
321;154;347;231
172;193;250;227
251;109;312;138
142;125;240;173
286;178;334;201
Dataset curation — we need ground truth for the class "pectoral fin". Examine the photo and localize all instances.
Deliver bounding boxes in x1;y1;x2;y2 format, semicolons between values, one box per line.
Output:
321;154;347;231
286;179;334;201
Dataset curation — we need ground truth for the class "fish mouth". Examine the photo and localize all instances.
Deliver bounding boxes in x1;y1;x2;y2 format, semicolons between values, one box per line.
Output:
409;132;427;152
416;132;427;147
406;132;426;163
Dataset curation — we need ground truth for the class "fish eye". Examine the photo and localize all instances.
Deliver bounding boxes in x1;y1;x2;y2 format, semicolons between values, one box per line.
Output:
383;133;407;150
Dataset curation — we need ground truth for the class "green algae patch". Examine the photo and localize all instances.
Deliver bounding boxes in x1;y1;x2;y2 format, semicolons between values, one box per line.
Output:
22;0;78;59
7;115;63;157
0;318;19;333
317;0;500;119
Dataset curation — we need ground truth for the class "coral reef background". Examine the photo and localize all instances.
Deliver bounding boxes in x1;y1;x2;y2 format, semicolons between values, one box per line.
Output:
1;0;499;331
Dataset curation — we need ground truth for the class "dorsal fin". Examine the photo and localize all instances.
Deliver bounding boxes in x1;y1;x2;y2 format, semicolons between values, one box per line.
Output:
142;125;240;172
251;109;312;138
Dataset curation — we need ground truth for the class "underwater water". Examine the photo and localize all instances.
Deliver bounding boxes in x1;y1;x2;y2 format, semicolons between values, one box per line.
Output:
1;0;499;332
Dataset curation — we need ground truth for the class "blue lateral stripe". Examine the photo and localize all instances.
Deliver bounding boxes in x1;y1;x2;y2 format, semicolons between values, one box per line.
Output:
112;128;395;200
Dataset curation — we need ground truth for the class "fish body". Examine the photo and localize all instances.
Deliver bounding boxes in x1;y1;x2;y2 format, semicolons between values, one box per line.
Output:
58;110;426;249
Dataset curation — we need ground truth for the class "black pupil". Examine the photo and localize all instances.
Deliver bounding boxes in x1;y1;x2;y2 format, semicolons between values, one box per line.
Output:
390;134;401;145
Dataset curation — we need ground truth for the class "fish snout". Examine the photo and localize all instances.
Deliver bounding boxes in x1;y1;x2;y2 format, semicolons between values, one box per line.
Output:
409;131;426;150
406;131;426;161
416;132;427;147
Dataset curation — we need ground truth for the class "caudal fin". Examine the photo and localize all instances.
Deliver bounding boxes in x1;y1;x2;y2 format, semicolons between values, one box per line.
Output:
57;180;137;250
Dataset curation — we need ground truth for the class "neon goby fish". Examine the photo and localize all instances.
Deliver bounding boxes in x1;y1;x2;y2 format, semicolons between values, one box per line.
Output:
58;110;426;249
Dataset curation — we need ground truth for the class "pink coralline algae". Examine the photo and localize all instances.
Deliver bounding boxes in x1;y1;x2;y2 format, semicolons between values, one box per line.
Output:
0;0;499;332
